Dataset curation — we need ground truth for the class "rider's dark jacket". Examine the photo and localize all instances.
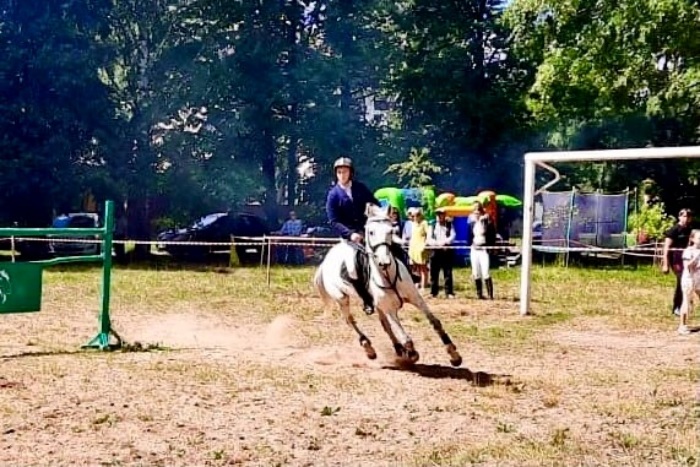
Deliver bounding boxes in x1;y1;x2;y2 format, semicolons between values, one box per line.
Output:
326;181;380;240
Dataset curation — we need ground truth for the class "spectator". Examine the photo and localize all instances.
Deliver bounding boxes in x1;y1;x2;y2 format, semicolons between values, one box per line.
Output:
662;208;694;316
388;206;408;266
427;208;456;298
678;228;700;335
408;208;429;294
402;207;417;247
280;210;304;265
468;201;497;299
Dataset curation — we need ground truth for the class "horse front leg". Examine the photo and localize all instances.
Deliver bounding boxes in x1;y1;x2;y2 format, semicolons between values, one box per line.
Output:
377;310;406;358
339;298;377;360
379;306;419;364
402;285;463;367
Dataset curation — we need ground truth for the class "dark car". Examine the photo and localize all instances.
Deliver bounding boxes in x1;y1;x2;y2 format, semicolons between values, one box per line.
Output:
156;212;270;264
15;212;101;261
300;226;338;264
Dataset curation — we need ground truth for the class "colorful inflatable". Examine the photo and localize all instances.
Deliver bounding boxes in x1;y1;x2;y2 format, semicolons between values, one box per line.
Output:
435;192;455;209
374;186;437;221
374;187;405;215
479;190;498;230
439;205;476;217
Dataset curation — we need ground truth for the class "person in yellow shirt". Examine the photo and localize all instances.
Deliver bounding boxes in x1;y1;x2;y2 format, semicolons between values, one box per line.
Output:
409;208;429;293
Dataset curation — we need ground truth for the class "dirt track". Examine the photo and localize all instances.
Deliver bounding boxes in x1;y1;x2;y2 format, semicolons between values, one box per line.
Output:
0;267;698;466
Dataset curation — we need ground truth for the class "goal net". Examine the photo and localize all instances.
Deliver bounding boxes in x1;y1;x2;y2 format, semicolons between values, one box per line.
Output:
519;146;700;316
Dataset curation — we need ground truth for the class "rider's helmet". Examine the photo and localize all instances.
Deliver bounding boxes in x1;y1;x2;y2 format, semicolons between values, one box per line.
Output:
333;156;354;176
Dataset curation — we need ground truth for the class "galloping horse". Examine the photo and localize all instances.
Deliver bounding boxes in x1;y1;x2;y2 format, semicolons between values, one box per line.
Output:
313;204;462;367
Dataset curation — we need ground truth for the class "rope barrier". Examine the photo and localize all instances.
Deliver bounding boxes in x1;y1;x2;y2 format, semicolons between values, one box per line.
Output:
2;235;672;254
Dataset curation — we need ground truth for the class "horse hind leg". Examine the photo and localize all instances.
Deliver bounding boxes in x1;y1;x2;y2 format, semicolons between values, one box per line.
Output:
340;299;376;360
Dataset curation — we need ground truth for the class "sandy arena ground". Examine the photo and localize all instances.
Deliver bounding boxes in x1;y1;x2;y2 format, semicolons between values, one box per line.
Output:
0;267;698;466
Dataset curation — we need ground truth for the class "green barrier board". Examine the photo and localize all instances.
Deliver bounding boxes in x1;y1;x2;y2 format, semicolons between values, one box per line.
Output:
0;262;43;314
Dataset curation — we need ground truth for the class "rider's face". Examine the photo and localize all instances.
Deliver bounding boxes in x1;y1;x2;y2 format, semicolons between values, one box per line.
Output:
336;167;351;185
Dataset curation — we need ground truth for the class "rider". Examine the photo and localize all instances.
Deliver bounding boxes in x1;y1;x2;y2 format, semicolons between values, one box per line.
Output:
326;156;381;315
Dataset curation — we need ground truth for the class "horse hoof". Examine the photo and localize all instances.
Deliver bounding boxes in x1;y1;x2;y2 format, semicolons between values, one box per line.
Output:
363;344;377;360
446;344;462;367
403;341;419;363
393;343;405;357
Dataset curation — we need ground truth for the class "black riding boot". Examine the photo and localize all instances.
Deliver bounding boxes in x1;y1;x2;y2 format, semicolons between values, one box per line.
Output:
353;249;374;315
485;277;494;300
351;279;375;315
475;279;485;300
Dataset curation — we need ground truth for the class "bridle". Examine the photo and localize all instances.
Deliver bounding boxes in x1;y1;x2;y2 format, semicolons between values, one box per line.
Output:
364;217;404;306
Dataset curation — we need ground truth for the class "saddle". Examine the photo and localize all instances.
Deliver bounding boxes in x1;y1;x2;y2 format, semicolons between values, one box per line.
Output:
338;241;371;289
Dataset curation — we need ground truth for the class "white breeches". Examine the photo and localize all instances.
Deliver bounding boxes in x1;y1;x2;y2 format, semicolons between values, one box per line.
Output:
471;249;490;280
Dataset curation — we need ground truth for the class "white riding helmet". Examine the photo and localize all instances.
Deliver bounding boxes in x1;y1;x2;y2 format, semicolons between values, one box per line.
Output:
333;157;353;170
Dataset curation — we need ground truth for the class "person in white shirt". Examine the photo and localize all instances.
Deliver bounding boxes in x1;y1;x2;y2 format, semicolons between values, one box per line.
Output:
468;201;497;299
678;229;700;335
427;208;456;298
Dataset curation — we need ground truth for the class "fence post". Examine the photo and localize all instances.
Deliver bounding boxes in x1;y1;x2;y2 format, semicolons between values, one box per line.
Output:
82;200;122;350
266;236;272;288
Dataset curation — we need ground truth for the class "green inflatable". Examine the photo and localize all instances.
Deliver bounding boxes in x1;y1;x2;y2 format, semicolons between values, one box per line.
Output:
374;187;406;217
435;192;455;208
422;186;437;221
454;196;478;206
374;186;437;221
495;194;523;207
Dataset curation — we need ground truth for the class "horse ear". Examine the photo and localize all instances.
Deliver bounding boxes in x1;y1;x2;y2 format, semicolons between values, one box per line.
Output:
365;203;378;218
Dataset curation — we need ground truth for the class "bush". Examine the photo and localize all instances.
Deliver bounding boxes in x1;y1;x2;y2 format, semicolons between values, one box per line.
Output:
627;203;675;243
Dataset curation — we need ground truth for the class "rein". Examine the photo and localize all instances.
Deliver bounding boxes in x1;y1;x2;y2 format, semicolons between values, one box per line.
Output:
366;240;404;308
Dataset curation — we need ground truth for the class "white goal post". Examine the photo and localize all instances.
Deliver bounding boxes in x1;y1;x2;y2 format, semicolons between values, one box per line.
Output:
520;145;700;316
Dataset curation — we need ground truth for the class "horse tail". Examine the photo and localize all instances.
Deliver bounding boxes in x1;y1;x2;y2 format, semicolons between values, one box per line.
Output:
313;266;332;305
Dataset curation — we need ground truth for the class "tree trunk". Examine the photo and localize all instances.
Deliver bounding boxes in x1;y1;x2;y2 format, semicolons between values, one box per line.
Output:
261;127;279;225
286;135;298;206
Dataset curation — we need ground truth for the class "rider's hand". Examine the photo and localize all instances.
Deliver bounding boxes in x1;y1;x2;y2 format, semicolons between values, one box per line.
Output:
350;232;363;243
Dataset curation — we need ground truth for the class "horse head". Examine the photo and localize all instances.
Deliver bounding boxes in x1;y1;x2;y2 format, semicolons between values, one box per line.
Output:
364;204;394;268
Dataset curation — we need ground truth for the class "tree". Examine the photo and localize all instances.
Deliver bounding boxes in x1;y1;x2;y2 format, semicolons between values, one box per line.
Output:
504;0;700;201
380;0;529;193
0;0;114;225
385;147;443;188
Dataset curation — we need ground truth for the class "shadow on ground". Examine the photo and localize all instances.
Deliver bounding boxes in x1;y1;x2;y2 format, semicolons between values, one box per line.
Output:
382;362;513;387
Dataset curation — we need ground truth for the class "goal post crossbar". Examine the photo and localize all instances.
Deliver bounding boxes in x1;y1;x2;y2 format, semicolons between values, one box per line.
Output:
519;145;700;316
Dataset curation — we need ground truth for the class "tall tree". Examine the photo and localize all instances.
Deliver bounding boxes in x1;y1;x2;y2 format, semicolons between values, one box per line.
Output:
382;0;529;193
0;0;113;225
504;0;700;203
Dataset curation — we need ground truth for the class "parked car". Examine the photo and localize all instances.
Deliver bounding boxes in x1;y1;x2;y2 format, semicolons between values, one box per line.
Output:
15;212;101;260
300;226;338;264
156;212;270;263
49;213;101;257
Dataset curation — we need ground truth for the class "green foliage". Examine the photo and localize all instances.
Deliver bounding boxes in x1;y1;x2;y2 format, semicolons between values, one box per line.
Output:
384;147;444;188
381;0;528;191
627;203;675;242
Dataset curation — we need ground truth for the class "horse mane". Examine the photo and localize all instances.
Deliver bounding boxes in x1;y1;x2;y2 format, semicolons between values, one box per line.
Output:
365;204;389;221
366;214;391;224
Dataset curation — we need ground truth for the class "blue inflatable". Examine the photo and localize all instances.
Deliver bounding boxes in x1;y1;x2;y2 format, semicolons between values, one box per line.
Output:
452;216;472;267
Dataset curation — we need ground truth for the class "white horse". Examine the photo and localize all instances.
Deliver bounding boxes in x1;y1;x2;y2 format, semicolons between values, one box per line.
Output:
313;204;463;367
